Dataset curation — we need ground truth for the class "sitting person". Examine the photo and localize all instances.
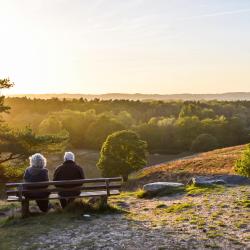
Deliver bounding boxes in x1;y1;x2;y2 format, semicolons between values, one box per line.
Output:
23;153;50;213
53;152;85;208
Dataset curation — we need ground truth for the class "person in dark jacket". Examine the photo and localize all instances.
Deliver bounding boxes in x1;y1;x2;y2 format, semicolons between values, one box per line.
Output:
23;153;50;212
53;152;85;208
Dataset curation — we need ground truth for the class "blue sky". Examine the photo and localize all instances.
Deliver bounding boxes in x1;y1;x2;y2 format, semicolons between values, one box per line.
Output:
0;0;250;94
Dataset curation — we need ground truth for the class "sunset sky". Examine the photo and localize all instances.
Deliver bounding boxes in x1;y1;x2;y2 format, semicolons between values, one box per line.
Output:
0;0;250;94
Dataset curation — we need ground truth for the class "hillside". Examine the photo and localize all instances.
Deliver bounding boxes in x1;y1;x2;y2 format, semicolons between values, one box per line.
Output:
0;144;249;249
7;92;250;101
130;145;245;187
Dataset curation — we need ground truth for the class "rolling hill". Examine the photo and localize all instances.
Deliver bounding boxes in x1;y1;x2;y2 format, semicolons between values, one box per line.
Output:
130;144;246;187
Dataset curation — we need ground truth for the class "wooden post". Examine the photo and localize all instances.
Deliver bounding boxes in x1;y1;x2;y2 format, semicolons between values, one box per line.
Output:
18;184;29;218
21;199;29;218
100;196;108;210
105;179;110;196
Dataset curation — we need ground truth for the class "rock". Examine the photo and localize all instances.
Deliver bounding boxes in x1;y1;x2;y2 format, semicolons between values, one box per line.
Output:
190;176;226;186
189;175;250;186
143;182;184;194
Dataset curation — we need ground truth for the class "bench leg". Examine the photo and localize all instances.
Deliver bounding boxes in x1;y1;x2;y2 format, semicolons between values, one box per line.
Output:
100;196;108;210
21;199;30;218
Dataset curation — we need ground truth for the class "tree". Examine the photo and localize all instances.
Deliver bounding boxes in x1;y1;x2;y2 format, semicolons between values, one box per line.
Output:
38;116;63;135
97;130;147;181
86;116;124;149
0;126;67;164
0;79;13;116
235;144;250;177
190;133;218;152
0;79;67;166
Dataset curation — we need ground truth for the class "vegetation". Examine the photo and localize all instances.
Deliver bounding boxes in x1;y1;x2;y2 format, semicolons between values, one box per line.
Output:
0;79;67;182
235;144;250;177
129;145;245;187
97;130;147;181
190;133;218;152
4;98;250;154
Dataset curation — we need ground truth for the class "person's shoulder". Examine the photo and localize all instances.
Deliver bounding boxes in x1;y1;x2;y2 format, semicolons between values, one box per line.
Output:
24;167;30;176
75;164;83;170
42;168;48;174
55;164;63;171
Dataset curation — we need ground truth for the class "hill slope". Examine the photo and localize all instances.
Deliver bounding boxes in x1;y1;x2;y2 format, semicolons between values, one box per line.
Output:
131;145;246;187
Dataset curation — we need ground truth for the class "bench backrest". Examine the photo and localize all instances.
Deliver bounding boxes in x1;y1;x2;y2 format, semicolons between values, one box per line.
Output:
6;177;122;200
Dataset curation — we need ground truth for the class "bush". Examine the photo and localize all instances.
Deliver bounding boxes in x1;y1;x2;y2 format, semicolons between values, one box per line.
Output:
235;144;250;177
190;133;218;152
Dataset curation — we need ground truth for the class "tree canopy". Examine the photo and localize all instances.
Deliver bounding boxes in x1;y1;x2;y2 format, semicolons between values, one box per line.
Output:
97;130;147;181
0;79;67;169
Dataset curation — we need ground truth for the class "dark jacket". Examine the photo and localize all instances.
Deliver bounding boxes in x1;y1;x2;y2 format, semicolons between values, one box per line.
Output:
53;160;85;197
23;167;49;198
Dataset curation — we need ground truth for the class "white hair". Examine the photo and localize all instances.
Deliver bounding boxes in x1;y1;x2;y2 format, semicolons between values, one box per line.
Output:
29;153;47;169
64;152;75;162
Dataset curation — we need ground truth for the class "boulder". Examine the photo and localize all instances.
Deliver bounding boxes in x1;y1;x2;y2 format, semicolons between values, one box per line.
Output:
143;182;184;194
189;175;250;186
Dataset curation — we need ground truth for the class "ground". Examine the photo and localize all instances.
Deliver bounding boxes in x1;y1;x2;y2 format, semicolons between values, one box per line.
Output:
0;185;249;250
0;145;249;249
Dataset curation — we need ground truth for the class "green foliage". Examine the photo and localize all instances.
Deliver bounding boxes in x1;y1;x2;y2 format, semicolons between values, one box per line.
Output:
0;79;13;116
0;164;26;182
190;133;218;152
97;130;147;181
38;116;63;135
3;96;250;154
0;127;67;165
235;144;250;177
57;109;96;148
186;184;225;195
165;202;194;213
86;116;125;149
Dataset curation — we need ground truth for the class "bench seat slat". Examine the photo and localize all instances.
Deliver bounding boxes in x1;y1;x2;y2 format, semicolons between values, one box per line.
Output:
6;184;122;195
6;177;122;187
7;190;120;202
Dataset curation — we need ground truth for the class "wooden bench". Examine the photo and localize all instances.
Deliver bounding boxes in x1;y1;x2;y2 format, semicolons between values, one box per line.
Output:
5;177;122;217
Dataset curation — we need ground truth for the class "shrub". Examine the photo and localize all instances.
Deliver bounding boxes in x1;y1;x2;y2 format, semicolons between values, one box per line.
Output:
235;144;250;177
190;133;218;152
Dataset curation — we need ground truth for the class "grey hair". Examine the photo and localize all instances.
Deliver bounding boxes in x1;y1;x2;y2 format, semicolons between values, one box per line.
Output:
64;152;75;162
29;153;47;169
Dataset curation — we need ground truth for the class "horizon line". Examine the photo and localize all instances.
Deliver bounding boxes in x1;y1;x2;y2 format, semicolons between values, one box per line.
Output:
5;91;250;96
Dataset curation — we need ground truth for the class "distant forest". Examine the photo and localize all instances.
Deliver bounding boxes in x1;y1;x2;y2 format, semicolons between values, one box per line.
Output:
4;97;250;154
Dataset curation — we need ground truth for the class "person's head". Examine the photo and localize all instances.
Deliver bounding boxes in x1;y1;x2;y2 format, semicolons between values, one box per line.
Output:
64;151;75;162
29;153;47;169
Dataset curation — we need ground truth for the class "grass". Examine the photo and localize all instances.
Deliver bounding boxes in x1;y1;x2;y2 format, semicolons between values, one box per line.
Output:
185;184;225;195
129;144;245;186
0;201;19;212
164;202;194;213
239;198;250;208
135;183;226;199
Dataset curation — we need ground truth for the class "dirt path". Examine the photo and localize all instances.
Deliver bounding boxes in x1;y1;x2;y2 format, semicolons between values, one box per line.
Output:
19;186;250;250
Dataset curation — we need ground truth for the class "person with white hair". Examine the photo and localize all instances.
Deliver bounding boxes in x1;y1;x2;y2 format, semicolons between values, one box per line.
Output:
53;152;85;208
23;153;50;213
